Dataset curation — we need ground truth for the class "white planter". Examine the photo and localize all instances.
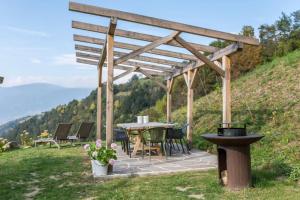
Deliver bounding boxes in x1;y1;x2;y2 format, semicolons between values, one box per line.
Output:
91;160;108;177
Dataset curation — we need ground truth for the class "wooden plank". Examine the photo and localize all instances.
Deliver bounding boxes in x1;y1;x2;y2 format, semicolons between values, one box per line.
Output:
137;68;167;91
76;58;166;76
74;34;197;60
169;43;242;78
72;21;219;53
174;35;225;77
166;79;173;123
97;17;118;69
222;56;231;128
76;52;173;73
115;31;180;65
96;67;102;140
186;70;194;145
69;2;259;45
75;45;186;67
106;34;114;148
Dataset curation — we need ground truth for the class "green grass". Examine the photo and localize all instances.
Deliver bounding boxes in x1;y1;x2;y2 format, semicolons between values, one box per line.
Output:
0;146;300;200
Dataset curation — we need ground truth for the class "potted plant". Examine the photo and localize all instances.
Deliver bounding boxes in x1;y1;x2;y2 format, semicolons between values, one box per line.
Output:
84;140;117;176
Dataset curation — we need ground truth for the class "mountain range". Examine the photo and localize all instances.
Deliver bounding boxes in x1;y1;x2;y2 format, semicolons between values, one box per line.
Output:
0;83;92;125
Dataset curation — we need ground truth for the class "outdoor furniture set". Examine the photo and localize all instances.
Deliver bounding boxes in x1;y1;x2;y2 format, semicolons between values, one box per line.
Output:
115;122;190;160
34;122;94;149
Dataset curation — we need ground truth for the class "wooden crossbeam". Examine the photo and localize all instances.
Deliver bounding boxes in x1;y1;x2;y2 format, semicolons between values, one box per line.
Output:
76;58;168;76
174;35;224;77
72;21;219;53
76;52;173;72
98;17;117;69
73;34;197;60
137;68;167;91
115;31;180;65
75;44;186;67
69;2;259;45
102;67;138;85
169;43;242;79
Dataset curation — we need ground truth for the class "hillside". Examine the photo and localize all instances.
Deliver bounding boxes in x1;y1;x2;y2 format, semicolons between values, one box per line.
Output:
0;83;92;125
169;50;300;172
1;76;164;140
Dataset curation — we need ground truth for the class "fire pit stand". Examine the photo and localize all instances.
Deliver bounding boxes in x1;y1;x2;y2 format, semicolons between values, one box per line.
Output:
202;133;263;190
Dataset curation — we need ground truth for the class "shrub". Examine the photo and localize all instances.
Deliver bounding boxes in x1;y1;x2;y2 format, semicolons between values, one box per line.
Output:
289;165;300;181
20;130;33;147
0;138;9;153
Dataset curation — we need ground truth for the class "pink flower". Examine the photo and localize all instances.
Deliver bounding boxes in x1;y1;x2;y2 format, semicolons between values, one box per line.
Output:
109;159;116;165
83;144;90;150
96;139;102;148
111;143;117;150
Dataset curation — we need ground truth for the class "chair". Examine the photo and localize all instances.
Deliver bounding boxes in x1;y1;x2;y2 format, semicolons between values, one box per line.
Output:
166;123;190;155
142;127;167;161
34;123;73;149
113;128;131;157
68;122;94;143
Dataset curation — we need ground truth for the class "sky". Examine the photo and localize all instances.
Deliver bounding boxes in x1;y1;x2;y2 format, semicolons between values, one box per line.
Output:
0;0;299;88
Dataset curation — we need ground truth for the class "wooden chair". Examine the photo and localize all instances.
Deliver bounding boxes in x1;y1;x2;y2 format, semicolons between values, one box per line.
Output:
34;123;73;149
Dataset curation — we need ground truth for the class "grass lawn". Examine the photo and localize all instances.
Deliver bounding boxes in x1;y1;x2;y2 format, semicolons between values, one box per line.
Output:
0;146;299;200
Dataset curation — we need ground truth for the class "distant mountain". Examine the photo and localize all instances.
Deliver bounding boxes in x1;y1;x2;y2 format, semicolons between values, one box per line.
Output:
0;83;92;125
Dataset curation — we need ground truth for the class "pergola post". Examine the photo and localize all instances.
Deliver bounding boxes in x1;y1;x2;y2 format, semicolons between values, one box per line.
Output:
96;67;102;140
106;33;114;148
166;78;174;122
222;56;231;128
184;69;197;145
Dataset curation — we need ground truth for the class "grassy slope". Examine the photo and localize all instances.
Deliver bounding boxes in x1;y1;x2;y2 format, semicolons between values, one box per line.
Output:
1;146;299;200
172;50;300;169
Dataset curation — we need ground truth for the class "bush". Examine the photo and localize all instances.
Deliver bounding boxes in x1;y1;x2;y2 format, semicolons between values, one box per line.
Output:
0;138;9;152
20;130;33;147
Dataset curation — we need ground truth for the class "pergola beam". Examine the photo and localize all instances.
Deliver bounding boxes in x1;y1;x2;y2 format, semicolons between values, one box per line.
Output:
75;44;186;67
69;2;259;45
72;21;219;53
73;34;197;61
102;67;138;85
76;58;167;76
76;52;173;73
137;68;167;91
174;35;225;77
115;31;180;65
170;43;242;78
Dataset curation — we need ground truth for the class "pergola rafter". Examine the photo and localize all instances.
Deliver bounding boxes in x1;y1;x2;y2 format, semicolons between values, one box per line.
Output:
69;1;259;146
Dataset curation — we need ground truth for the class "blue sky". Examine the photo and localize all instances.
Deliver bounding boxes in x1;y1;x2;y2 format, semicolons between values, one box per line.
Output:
0;0;299;88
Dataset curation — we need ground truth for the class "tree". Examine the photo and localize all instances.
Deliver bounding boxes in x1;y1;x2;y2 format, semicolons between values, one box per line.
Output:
240;25;255;37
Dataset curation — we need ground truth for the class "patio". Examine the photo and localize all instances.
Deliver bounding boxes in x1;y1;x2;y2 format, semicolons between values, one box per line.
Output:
99;147;217;179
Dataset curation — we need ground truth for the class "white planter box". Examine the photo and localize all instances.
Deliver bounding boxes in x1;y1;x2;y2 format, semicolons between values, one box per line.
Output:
91;160;108;177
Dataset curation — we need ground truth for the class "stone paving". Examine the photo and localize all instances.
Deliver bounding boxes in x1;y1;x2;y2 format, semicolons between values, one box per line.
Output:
99;147;217;179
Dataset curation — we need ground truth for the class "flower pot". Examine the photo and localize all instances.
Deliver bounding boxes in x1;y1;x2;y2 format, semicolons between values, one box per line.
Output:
91;160;108;177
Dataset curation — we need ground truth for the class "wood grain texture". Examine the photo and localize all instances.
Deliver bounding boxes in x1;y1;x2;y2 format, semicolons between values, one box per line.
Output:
69;2;259;45
72;21;219;53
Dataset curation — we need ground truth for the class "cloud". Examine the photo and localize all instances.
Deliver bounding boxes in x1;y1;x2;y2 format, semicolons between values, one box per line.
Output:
31;58;41;64
3;26;50;37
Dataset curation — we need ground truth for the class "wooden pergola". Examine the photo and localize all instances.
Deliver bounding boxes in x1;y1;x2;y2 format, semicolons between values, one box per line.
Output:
69;2;259;147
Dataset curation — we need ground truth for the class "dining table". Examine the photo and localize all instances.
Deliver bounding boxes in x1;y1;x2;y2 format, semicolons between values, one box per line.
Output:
117;122;175;156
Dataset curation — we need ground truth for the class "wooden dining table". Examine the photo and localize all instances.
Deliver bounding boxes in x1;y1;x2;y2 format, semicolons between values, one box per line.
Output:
117;122;175;156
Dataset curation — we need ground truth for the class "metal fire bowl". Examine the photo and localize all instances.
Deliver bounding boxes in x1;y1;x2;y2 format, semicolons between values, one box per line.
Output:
202;134;264;146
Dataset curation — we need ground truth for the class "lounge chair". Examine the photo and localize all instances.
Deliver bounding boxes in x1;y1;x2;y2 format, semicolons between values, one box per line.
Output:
34;123;73;149
67;122;94;143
